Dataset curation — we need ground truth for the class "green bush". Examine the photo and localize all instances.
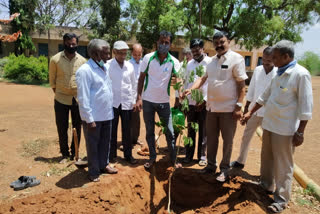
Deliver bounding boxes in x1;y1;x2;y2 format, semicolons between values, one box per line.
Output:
4;54;48;83
0;57;8;78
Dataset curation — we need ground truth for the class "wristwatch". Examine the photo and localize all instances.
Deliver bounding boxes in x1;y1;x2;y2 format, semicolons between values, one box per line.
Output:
236;102;243;108
295;131;304;137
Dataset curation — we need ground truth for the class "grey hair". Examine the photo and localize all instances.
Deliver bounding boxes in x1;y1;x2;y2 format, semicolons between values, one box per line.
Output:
272;40;295;58
182;47;192;54
87;39;110;58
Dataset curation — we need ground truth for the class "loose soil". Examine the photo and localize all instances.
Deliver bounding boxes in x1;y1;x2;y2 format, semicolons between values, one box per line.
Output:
0;79;319;214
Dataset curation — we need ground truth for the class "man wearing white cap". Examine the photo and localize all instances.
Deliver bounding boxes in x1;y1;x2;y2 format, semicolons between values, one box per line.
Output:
107;40;137;164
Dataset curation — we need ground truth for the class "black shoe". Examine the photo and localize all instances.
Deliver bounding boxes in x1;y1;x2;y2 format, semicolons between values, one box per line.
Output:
230;161;244;169
125;156;137;164
199;167;215;174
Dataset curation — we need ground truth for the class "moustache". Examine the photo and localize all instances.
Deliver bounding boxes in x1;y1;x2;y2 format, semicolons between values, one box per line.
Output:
215;47;224;51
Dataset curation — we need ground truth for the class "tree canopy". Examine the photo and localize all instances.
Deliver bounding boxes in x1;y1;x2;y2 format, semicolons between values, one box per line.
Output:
298;51;320;76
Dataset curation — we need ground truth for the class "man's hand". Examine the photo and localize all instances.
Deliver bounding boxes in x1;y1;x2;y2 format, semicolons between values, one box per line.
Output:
181;89;191;99
241;111;252;125
232;106;242;120
293;132;304;147
135;99;143;112
174;98;181;109
88;122;96;131
132;103;138;112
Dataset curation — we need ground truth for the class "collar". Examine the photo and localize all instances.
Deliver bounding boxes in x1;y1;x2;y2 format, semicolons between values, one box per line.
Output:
277;60;296;76
61;51;78;60
215;49;231;60
130;57;141;64
88;58;106;71
153;51;173;65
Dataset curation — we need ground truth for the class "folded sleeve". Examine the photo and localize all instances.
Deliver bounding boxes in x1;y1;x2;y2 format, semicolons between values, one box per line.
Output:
232;57;248;81
298;73;313;120
49;58;57;89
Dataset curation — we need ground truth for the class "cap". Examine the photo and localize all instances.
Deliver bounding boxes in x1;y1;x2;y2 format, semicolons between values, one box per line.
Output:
113;41;129;50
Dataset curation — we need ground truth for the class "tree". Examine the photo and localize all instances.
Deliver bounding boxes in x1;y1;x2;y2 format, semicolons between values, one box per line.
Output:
201;0;320;49
298;51;320;76
9;0;38;55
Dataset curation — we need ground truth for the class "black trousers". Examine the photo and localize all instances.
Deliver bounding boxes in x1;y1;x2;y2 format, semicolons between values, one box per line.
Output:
54;98;81;157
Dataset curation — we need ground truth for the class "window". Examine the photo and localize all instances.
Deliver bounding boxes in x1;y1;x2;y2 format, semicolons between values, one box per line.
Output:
58;44;88;58
257;57;263;66
245;56;251;67
38;43;48;56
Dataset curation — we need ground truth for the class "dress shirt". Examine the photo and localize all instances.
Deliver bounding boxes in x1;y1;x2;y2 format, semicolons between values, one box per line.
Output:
129;57;142;80
257;63;313;136
181;56;212;105
247;65;277;117
140;51;180;103
206;50;248;112
49;51;87;105
76;59;114;123
107;58;136;109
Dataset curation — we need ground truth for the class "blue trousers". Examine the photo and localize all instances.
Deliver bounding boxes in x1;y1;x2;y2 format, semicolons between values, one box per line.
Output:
142;100;176;162
83;120;112;178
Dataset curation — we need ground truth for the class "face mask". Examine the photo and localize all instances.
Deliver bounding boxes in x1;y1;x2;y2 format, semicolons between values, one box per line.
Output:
194;54;204;62
65;45;77;54
96;59;105;67
158;44;170;54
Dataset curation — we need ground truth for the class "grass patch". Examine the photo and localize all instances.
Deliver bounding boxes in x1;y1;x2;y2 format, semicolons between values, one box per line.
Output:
292;183;320;211
20;138;53;157
41;165;76;177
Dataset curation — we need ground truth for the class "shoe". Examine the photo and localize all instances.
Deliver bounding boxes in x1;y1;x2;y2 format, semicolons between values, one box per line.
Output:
101;165;118;174
198;160;207;166
125;156;137;164
216;172;228;182
230;161;244;169
88;176;100;182
199;167;215;174
183;158;192;164
144;159;156;170
267;203;285;213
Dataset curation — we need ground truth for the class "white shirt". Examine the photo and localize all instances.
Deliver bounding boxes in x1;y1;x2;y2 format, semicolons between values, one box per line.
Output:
206;50;248;112
76;59;114;123
247;65;277;117
107;58;136;110
257;63;313;136
129;57;142;81
140;51;180;103
180;56;212;105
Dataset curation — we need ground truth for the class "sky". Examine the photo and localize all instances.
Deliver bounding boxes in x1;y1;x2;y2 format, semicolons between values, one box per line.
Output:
0;4;319;58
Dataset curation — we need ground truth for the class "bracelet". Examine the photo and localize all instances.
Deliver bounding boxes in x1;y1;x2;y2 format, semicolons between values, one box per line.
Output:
295;131;304;137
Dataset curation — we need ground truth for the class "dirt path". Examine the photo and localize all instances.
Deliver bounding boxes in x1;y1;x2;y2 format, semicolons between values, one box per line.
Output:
0;80;319;213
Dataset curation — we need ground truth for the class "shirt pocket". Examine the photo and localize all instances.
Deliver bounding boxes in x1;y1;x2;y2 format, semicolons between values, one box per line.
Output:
274;85;294;106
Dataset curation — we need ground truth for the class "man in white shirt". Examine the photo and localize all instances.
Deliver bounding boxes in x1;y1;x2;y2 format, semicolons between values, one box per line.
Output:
242;40;313;213
76;39;117;182
181;47;193;64
184;31;247;182
231;47;277;169
136;30;181;169
129;43;143;146
179;38;211;166
108;41;137;164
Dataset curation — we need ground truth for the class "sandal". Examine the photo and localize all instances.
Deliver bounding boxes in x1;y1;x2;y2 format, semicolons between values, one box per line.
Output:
13;176;41;191
88;176;100;182
198;160;207;166
267;203;284;213
144;159;156;170
10;176;36;188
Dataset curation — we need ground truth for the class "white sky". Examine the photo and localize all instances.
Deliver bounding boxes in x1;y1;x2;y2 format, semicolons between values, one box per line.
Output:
0;4;319;58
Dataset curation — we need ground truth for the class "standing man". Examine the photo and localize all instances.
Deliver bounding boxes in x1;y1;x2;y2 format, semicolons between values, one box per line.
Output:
242;40;313;213
231;47;277;169
180;38;211;166
135;30;181;169
181;47;193;63
108;41;137;164
101;42;111;63
76;39;117;182
49;33;87;163
129;43;143;146
184;31;247;182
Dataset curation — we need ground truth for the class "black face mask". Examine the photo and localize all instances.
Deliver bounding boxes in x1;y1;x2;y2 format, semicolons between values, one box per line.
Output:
65;45;77;54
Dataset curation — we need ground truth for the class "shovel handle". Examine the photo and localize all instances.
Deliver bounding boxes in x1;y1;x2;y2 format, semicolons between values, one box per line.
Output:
73;128;79;161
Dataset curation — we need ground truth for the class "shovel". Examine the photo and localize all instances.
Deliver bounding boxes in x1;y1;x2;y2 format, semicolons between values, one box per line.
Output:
73;128;88;168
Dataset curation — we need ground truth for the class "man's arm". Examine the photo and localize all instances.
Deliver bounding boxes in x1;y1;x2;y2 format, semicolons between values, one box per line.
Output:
135;72;146;111
49;58;57;93
182;74;208;97
233;80;246;120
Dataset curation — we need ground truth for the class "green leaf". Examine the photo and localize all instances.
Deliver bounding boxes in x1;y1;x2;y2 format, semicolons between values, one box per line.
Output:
190;122;199;133
183;136;193;147
195;65;205;77
188;70;195;84
181;97;189;112
173;81;183;91
191;89;204;104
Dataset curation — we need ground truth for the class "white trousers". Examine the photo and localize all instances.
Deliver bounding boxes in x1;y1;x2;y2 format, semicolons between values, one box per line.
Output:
236;114;263;164
260;129;294;206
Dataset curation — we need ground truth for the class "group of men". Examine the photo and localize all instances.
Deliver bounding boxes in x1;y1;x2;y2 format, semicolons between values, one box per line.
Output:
49;30;313;213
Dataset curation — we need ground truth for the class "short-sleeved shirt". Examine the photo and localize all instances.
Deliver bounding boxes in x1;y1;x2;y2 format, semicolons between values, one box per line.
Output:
257;63;313;136
246;65;277;117
206;50;248;112
140;51;180;103
49;51;87;105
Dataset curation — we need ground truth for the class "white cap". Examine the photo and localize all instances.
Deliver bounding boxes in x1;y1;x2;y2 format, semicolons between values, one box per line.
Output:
113;41;129;50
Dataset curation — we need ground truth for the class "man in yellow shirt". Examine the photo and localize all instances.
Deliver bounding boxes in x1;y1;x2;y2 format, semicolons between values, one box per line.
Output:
49;33;87;163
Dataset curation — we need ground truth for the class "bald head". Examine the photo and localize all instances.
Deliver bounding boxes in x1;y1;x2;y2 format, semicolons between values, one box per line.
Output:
132;43;143;63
